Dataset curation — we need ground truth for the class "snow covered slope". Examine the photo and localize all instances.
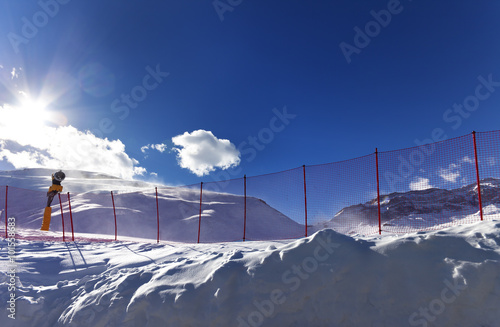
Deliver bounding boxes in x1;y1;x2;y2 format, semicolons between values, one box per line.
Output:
0;168;155;193
314;178;500;235
0;169;304;242
1;221;499;326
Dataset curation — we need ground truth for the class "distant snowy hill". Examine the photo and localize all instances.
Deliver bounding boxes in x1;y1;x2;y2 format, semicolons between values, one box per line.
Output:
0;168;154;193
0;168;304;242
313;178;500;235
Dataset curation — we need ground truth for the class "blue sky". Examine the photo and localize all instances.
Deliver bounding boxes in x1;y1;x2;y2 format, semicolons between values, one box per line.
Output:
0;0;500;188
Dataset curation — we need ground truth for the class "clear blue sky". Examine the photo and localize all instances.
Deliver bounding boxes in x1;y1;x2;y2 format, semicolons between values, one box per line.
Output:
1;0;500;187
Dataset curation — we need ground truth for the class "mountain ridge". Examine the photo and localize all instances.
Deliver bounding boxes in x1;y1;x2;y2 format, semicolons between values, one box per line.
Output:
312;178;500;234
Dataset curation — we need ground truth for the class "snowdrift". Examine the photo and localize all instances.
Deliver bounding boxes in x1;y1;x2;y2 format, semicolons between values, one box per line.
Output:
1;168;499;326
1;221;499;326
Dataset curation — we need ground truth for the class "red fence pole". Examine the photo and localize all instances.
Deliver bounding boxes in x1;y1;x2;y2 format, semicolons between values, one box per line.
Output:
156;187;160;243
67;192;74;241
243;175;247;242
198;182;203;243
472;131;484;221
111;191;117;241
375;149;382;235
4;185;8;239
303;165;308;237
58;193;65;242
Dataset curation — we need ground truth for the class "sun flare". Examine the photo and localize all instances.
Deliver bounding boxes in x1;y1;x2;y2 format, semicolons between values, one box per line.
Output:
0;98;50;143
19;98;48;124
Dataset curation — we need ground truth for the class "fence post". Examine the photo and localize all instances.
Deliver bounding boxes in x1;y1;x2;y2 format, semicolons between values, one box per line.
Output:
198;182;203;243
472;131;484;221
156;187;160;243
303;165;308;237
58;193;65;242
375;149;382;235
4;185;8;239
243;175;247;242
111;191;117;241
67;192;74;242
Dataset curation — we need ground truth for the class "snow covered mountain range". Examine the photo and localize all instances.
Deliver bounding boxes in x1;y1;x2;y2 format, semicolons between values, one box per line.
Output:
314;178;500;235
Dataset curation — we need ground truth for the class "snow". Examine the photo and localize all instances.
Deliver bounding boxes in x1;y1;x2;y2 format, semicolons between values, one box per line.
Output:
0;168;155;193
315;178;500;236
0;168;303;242
0;169;500;326
1;222;500;326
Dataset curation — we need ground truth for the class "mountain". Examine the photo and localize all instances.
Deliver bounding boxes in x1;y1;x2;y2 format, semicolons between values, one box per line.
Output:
0;168;154;193
313;178;500;235
0;168;304;242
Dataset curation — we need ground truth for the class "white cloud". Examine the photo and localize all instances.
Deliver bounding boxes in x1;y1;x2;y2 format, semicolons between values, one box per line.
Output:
409;177;434;191
154;144;167;152
436;156;482;184
141;143;167;154
0;104;145;179
133;166;147;176
172;129;240;177
11;67;18;80
438;163;461;183
461;156;475;164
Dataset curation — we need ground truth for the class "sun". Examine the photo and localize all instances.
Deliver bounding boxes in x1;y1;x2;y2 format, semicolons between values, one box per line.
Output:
18;98;49;128
0;93;68;139
0;97;50;140
0;98;48;146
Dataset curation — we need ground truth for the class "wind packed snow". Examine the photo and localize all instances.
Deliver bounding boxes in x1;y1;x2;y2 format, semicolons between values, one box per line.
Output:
0;169;499;326
1;222;500;326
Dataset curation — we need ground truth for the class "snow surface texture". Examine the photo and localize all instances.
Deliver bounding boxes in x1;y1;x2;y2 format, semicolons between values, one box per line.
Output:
0;168;500;326
0;222;500;326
